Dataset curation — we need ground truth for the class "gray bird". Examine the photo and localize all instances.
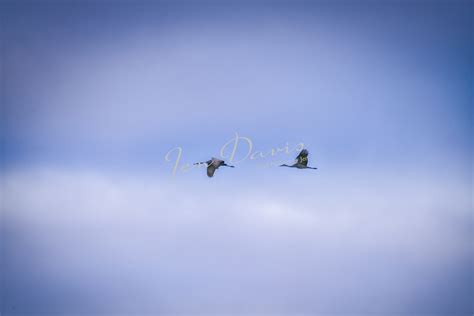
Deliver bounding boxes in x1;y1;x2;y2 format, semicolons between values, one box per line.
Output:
194;158;235;177
280;149;317;170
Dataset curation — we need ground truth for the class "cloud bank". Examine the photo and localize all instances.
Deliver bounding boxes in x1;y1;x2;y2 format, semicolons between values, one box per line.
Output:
2;168;471;315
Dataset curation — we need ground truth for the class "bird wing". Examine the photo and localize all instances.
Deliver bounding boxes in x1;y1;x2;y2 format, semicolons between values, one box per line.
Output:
207;165;216;177
211;158;224;167
295;149;309;166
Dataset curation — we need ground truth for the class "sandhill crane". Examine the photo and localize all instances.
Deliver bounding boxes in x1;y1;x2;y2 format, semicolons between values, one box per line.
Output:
280;149;317;170
194;157;235;177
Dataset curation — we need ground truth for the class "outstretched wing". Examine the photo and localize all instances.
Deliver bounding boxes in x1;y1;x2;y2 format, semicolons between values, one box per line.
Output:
207;165;216;177
211;158;224;167
211;157;224;166
295;149;309;166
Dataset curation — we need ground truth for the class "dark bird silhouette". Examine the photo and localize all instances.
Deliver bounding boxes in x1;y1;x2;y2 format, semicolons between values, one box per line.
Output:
280;149;317;170
194;157;235;177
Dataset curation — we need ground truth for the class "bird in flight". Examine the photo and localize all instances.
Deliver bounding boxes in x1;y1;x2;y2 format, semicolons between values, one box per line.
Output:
194;158;235;177
280;149;318;170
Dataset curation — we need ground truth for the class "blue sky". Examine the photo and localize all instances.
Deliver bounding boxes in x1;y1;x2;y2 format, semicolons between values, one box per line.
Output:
1;1;473;315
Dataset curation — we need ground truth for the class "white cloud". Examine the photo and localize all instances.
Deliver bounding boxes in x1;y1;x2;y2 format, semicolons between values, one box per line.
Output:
1;167;471;314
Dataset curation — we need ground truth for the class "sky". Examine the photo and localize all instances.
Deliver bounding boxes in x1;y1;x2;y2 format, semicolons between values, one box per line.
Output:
1;1;473;315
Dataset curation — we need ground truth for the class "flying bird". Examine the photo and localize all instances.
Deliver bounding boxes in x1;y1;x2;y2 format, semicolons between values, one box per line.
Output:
280;149;318;170
194;158;235;177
